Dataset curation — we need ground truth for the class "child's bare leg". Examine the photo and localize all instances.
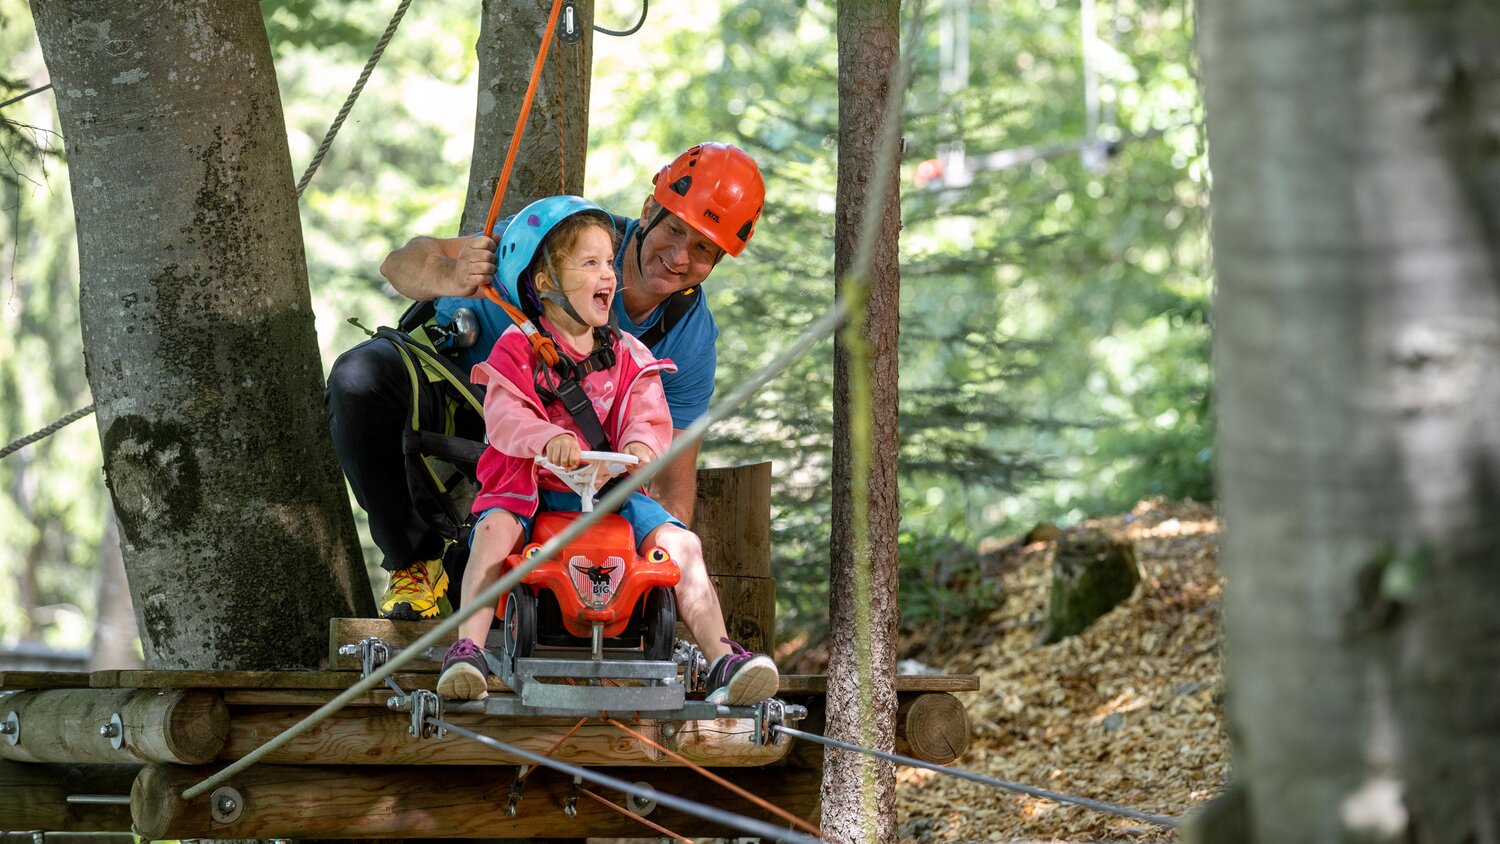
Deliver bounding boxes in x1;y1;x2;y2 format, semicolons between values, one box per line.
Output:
438;511;524;700
646;523;779;704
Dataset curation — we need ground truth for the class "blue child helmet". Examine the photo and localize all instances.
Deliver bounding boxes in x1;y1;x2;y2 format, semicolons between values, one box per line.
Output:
493;195;616;310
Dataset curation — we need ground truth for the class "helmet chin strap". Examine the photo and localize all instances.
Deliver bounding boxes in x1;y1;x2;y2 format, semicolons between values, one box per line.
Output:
633;206;673;281
539;289;590;327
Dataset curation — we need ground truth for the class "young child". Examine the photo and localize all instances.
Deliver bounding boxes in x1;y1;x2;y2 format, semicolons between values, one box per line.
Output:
437;195;684;700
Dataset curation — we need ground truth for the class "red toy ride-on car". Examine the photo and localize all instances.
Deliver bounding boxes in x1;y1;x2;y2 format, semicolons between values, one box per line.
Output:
494;451;680;675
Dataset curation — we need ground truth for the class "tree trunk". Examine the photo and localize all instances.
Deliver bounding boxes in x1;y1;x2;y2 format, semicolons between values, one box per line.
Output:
1199;1;1500;841
825;1;903;841
30;1;375;670
89;505;142;670
460;0;594;232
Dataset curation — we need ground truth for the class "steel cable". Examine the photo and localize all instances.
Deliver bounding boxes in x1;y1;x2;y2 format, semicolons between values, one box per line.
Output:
595;0;647;37
775;725;1180;829
431;717;825;844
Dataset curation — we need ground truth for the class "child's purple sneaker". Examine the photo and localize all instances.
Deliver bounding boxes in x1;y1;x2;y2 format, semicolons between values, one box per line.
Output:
437;638;492;700
705;637;779;705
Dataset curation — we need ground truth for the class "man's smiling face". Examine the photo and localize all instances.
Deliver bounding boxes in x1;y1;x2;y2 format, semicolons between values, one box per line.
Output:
632;201;724;298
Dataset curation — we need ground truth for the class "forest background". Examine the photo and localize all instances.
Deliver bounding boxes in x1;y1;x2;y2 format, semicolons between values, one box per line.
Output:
0;0;1208;657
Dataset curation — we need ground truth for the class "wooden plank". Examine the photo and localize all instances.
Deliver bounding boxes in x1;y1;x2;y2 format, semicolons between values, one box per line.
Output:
329;618;506;672
0;760;137;832
223;689;396;707
777;674;980;694
693;463;773;578
673;574;776;655
0;671;93;690
134;762;822;839
222;708;789;768
89;670;509;693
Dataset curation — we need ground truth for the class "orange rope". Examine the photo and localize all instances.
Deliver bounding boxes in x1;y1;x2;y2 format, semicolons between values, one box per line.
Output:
482;0;566;240
517;716;590;784
580;787;693;844
606;718;825;838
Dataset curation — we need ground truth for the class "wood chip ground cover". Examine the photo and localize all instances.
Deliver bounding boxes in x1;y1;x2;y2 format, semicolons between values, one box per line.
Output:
897;500;1226;843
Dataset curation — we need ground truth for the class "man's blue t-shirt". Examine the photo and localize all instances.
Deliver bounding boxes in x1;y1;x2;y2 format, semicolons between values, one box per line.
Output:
433;216;717;429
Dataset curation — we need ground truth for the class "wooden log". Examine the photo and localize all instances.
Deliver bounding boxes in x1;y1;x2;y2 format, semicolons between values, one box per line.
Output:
0;689;227;765
693;463;772;578
0;760;137;831
132;762;822;839
894;692;970;764
220;708;789;768
329;619;506;672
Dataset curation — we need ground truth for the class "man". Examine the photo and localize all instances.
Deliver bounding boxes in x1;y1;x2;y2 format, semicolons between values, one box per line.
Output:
326;142;778;703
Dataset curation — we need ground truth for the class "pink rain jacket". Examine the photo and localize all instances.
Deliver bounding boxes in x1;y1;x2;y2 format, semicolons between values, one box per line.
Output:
469;320;677;518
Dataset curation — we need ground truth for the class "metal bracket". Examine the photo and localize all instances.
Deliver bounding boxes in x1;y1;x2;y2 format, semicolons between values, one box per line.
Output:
625;781;657;817
1;710;18;746
673;639;708;693
506;765;528;817
210;785;244;823
407;689;445;739
559;0;583;44
753;699;809;746
563;775;582;818
338;637;392;679
100;712;124;750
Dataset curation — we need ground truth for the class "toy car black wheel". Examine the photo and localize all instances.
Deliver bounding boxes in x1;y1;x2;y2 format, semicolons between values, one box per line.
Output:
503;585;537;671
643;586;676;661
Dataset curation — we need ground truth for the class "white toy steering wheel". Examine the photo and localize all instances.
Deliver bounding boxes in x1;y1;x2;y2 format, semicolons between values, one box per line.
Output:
534;450;640;512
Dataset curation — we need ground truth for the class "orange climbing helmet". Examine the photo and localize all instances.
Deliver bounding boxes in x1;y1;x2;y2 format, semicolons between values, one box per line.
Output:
650;143;764;257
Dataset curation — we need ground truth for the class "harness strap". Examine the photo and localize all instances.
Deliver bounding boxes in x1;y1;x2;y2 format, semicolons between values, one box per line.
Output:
635;286;698;351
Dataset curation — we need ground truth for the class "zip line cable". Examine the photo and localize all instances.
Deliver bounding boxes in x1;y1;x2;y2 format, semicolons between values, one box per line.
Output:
775;725;1181;829
431;718;825;844
0;0;415;463
0;83;51;111
595;0;648;37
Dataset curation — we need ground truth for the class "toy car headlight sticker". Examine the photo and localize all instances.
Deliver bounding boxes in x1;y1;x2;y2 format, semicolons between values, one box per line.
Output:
569;555;626;608
647;547;670;564
525;545;542;558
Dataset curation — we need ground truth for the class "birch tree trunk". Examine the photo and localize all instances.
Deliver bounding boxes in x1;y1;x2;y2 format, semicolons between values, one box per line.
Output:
30;1;375;670
1196;1;1500;841
460;0;593;232
825;0;903;839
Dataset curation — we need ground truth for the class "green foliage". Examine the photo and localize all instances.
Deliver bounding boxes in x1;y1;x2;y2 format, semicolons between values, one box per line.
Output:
0;0;1213;653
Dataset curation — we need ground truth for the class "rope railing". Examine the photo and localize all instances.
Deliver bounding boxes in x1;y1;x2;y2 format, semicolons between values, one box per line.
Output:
0;0;416;463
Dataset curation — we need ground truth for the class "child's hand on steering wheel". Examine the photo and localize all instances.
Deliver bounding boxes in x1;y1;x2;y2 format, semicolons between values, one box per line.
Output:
622;441;657;470
544;433;582;469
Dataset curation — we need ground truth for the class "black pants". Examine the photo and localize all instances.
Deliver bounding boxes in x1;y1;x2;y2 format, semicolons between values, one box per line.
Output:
325;337;485;576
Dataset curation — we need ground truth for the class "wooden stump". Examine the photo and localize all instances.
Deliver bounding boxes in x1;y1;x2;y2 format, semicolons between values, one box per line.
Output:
1040;528;1141;644
686;463;776;653
895;692;970;764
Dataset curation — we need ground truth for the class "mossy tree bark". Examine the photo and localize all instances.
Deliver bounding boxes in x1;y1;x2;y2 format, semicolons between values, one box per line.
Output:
1200;0;1500;840
825;0;904;840
460;0;594;232
30;1;374;670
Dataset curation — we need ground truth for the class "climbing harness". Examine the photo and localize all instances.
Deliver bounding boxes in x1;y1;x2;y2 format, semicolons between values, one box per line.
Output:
1;0;417;462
